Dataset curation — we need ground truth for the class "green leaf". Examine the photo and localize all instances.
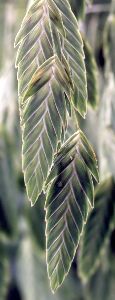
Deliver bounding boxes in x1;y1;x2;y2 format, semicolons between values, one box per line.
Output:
21;55;72;205
15;0;87;117
15;0;54;96
45;130;98;292
79;177;115;282
15;0;88;206
15;0;87;114
50;0;87;117
46;130;99;185
83;38;98;109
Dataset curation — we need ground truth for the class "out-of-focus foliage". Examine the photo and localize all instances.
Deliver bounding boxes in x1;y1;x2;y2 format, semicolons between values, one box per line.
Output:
104;12;115;77
0;130;18;237
69;0;85;19
83;38;98;108
79;177;115;280
0;235;10;300
0;0;115;299
26;193;46;251
85;229;115;300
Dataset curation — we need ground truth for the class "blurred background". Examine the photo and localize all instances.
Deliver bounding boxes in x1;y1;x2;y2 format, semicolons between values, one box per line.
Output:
0;0;115;299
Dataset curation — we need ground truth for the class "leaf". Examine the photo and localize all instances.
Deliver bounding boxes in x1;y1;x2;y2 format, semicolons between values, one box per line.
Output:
50;0;87;117
15;0;87;117
79;177;115;282
15;0;88;206
21;55;72;205
46;129;99;186
15;0;54;97
83;37;98;109
45;130;98;292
